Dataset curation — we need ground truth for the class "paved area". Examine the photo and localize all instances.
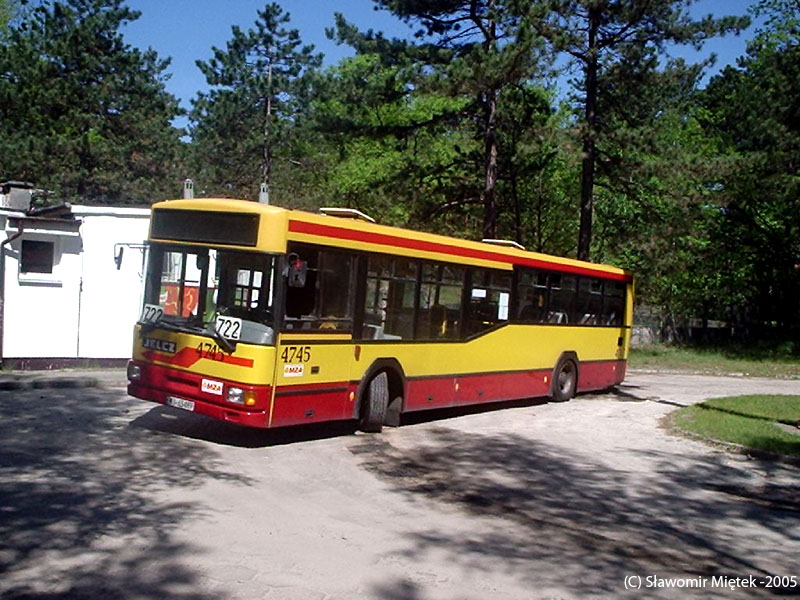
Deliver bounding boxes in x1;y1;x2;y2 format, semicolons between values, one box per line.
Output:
0;368;126;390
0;370;798;599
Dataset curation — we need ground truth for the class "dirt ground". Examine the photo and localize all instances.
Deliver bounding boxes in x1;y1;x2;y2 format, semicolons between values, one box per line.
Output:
0;370;798;599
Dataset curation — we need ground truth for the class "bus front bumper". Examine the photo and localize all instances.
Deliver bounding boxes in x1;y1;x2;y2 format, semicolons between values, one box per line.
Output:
127;361;271;429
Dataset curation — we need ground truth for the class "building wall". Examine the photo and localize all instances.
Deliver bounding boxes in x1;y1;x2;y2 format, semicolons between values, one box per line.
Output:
2;217;83;359
1;206;150;362
74;208;150;358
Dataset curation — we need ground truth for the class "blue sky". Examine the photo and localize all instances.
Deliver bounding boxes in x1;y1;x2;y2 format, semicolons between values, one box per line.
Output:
122;0;759;116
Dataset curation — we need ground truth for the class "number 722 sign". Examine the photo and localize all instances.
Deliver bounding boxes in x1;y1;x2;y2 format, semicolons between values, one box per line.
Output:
214;314;242;340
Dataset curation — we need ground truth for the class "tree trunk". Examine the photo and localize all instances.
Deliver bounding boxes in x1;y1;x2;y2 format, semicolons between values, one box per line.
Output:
511;161;522;245
262;61;273;195
482;87;499;240
578;5;600;262
480;1;499;241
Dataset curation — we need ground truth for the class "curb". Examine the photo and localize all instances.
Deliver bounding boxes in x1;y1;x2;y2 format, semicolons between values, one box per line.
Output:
0;376;100;391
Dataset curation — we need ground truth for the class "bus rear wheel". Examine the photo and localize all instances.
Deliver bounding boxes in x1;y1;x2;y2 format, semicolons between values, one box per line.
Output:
360;371;389;433
551;358;577;402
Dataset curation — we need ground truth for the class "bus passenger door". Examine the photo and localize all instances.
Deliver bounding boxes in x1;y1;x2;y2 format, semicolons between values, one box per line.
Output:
270;245;360;427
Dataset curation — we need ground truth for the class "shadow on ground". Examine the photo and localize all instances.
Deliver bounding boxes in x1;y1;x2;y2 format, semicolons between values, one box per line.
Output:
0;388;252;599
131;405;359;448
350;425;799;598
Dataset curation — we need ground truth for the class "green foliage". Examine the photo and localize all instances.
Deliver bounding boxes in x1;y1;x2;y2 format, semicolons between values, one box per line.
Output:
309;53;477;232
699;0;800;330
189;3;323;203
3;0;797;339
0;0;184;204
529;0;750;260
631;345;800;378
0;0;18;34
325;0;552;240
591;59;735;321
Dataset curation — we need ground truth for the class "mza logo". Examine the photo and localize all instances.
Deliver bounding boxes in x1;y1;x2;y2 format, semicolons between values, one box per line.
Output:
283;364;304;378
142;337;177;354
201;378;224;396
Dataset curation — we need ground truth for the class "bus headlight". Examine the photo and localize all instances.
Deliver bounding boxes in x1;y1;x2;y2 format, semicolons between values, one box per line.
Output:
227;387;257;407
227;387;244;404
127;361;141;381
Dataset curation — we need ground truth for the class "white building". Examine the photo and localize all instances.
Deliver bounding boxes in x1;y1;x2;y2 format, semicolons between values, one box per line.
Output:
1;185;150;368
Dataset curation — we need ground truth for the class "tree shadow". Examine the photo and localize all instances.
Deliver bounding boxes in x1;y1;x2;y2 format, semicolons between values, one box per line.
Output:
369;579;424;600
400;396;549;427
349;427;800;597
130;405;358;447
0;387;251;599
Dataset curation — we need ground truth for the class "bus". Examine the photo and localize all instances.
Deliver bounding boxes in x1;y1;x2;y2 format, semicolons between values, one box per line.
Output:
127;198;633;432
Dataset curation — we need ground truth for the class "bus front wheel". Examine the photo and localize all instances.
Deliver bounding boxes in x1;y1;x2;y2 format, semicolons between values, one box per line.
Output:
551;358;577;402
360;371;389;433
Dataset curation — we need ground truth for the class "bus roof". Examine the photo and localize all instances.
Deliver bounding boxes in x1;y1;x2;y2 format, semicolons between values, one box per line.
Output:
150;198;632;283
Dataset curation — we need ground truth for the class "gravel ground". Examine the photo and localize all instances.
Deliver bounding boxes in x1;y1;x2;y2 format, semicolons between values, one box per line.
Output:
0;370;798;599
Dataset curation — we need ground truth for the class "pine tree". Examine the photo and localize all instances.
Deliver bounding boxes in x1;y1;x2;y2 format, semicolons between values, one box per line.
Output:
190;3;322;202
0;0;184;204
329;0;549;239
701;0;800;331
529;0;748;260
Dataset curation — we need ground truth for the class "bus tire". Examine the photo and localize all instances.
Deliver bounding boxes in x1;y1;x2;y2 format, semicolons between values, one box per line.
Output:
360;371;389;433
551;357;578;402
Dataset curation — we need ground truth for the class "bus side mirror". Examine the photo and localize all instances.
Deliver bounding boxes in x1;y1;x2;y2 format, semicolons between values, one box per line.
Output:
286;255;307;288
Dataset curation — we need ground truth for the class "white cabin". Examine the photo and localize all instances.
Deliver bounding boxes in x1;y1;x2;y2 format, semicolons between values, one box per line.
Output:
0;196;150;368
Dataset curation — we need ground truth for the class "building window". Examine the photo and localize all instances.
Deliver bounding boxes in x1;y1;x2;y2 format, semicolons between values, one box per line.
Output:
21;240;55;274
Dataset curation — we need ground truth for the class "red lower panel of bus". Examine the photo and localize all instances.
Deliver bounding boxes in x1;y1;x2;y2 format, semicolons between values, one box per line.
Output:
129;359;626;429
577;359;627;393
404;359;627;411
269;381;359;428
405;368;552;411
127;361;271;428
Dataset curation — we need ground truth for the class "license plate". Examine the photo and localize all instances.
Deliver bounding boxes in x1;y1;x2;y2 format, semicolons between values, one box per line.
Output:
167;396;195;412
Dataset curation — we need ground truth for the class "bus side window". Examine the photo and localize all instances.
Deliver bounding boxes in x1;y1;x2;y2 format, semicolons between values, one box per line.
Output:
603;281;625;326
418;263;464;339
361;256;417;340
548;274;576;324
317;251;355;330
516;269;548;323
284;247;318;323
577;278;602;325
466;268;511;335
284;246;355;330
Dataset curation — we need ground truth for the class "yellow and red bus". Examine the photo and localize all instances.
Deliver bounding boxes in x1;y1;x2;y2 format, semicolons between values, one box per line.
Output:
127;198;633;432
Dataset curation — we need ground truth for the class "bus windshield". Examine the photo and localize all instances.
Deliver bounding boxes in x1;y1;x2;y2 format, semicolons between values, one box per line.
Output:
141;244;278;346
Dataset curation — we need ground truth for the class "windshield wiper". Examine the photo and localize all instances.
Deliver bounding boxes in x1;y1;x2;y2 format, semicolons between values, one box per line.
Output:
211;329;237;354
139;317;237;354
139;318;204;338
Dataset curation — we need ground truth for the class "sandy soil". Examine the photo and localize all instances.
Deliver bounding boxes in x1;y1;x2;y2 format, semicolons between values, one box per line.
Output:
0;370;798;599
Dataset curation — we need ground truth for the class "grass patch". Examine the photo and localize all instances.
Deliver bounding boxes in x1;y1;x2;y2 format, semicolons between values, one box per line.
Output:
630;345;800;378
667;394;800;458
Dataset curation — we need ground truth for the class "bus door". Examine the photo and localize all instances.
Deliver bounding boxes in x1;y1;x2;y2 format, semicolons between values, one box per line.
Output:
269;246;359;428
